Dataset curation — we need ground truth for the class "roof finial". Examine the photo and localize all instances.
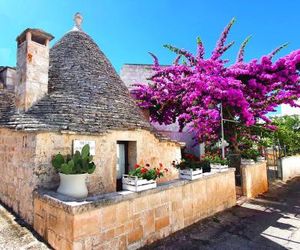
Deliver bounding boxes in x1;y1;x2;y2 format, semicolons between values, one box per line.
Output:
73;12;83;31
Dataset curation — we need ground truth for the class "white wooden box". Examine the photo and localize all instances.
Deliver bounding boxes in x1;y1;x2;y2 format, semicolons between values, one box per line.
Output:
241;159;255;165
179;168;203;180
122;175;157;192
210;164;229;173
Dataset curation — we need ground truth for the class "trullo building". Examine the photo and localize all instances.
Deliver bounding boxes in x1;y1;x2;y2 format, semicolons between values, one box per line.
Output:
0;13;181;224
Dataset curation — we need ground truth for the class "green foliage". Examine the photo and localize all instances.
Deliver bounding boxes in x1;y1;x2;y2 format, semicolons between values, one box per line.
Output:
52;144;96;174
175;159;202;170
129;168;158;181
262;115;300;156
273;115;300;155
202;155;228;165
175;153;209;170
129;164;167;181
241;148;260;160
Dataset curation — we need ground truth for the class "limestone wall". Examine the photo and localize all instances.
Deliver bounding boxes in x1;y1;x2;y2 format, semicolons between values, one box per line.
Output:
0;128;181;225
33;169;237;250
35;130;181;194
279;155;300;181
16;37;50;111
241;161;268;198
0;128;37;223
120;64;154;90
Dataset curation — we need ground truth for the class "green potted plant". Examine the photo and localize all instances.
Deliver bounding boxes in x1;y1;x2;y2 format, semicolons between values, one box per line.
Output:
175;154;203;180
210;156;229;172
52;144;96;198
202;154;229;173
122;163;168;192
241;148;260;165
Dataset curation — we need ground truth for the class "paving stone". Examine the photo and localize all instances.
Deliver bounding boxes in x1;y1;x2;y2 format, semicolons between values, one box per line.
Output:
142;177;300;250
0;204;49;249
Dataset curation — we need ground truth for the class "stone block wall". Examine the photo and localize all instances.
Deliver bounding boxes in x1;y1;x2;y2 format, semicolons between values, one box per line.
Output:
16;35;50;111
279;155;300;181
241;161;268;198
0;128;181;225
0;128;37;223
120;64;154;90
0;67;16;91
34;130;181;195
33;169;236;250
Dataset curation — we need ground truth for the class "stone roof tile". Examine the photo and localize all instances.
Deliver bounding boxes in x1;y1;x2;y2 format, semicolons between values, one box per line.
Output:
0;31;180;144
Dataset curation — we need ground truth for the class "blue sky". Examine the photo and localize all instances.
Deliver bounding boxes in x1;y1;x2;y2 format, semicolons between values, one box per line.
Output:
0;0;300;74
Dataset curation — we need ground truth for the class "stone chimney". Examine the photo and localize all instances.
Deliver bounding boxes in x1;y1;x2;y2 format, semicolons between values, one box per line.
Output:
15;29;54;111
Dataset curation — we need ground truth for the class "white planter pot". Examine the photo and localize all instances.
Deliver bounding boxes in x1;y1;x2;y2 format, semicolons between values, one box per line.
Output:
57;173;88;198
210;164;229;172
241;158;255;165
179;168;203;180
257;156;265;162
122;175;157;192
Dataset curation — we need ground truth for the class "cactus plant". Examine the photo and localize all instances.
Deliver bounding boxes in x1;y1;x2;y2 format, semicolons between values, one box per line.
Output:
52;144;96;174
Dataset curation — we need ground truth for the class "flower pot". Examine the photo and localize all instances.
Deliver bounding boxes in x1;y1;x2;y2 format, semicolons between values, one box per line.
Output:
57;173;88;198
210;164;229;173
241;158;255;165
122;175;157;192
179;168;203;180
257;156;265;162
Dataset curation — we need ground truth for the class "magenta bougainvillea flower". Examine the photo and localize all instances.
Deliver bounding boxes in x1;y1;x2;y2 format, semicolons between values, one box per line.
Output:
132;18;300;143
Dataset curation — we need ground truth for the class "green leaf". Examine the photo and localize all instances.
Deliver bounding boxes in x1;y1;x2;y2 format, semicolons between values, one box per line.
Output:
87;162;96;174
81;144;90;159
60;161;74;174
73;151;81;165
52;153;64;170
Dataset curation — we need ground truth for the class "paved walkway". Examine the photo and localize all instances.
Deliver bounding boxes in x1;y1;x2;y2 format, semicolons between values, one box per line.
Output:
0;178;299;250
143;177;300;250
0;204;49;250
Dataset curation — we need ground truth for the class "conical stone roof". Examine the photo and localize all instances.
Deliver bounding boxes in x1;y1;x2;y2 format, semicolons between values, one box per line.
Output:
0;31;153;133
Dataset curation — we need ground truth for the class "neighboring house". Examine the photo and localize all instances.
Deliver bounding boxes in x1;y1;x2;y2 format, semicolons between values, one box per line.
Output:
0;15;181;225
120;64;205;157
279;102;300;116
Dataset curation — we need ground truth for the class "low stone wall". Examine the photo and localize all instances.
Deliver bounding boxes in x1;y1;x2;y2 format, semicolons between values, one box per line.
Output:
0;128;181;225
241;161;268;198
279;155;300;181
33;169;236;250
0;129;37;223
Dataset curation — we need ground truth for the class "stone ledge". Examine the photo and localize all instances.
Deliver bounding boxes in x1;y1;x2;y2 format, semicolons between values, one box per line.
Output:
34;168;235;215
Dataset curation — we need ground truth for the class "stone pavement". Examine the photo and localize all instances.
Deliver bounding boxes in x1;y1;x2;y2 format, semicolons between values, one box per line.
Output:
0;178;299;250
0;204;49;250
142;177;300;250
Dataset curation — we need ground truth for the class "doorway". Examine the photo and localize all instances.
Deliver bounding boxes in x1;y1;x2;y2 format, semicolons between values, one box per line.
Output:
116;141;129;191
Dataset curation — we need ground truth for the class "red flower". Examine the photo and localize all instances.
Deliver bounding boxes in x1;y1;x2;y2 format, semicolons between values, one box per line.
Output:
141;168;148;173
134;164;140;169
159;163;163;169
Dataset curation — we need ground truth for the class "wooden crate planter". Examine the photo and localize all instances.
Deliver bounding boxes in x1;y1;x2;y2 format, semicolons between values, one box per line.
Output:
256;156;265;162
179;168;203;180
122;175;157;192
241;159;255;165
210;164;229;173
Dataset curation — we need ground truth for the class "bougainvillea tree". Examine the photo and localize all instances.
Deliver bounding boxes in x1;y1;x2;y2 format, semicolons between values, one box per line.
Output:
132;18;300;152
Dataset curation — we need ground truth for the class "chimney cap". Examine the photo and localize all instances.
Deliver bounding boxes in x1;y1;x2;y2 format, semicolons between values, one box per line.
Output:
16;28;54;44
